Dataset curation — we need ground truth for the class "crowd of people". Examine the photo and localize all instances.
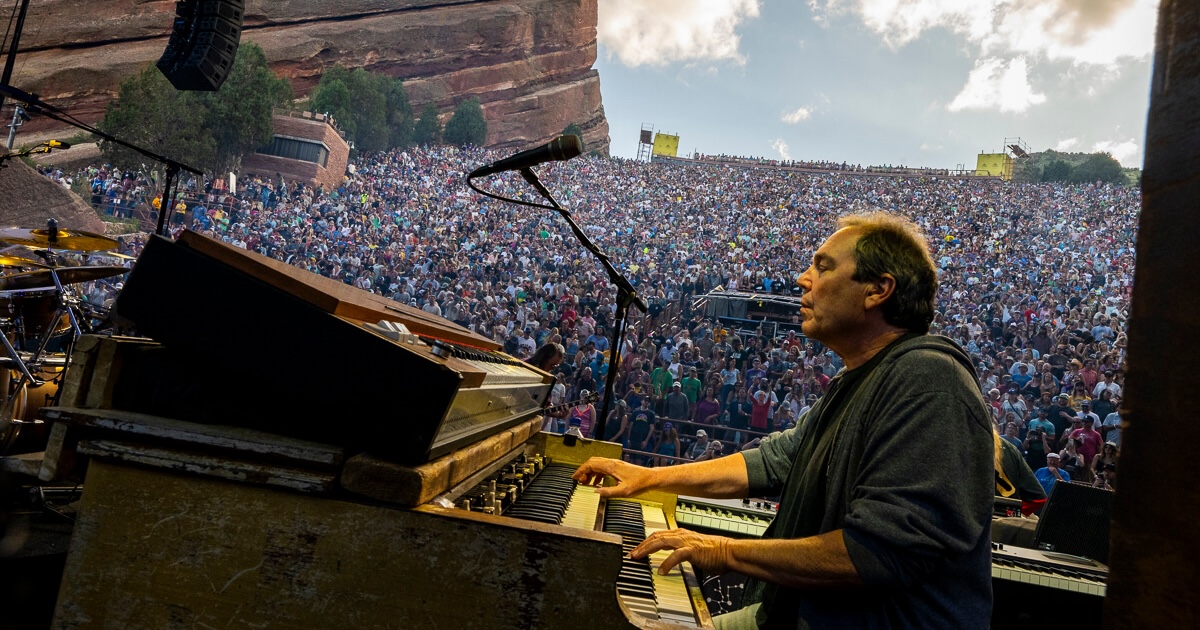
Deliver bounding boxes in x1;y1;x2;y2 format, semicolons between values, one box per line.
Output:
689;153;963;177
46;143;1138;484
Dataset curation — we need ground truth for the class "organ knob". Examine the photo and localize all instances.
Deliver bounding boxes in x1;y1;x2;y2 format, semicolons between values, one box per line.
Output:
430;340;453;358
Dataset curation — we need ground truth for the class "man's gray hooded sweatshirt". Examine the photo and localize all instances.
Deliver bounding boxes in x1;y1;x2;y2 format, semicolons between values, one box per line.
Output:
740;334;994;629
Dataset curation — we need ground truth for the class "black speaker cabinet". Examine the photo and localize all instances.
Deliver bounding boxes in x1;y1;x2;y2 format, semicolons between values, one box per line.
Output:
156;0;245;91
1034;481;1114;563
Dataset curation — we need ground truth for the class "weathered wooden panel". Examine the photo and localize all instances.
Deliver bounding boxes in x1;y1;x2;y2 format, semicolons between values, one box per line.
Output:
57;334;100;407
0;450;43;476
54;460;681;629
77;439;339;494
37;422;79;482
58;335;159;408
40;407;345;467
341;416;543;506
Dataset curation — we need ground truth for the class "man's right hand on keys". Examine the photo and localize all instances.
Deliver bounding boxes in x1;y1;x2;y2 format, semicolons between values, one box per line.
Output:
573;457;656;498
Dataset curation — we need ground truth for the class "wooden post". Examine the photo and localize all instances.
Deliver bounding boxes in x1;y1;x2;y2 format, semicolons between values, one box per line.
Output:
1105;1;1200;627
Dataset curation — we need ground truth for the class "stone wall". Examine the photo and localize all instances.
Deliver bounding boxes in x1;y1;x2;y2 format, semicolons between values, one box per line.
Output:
10;0;609;154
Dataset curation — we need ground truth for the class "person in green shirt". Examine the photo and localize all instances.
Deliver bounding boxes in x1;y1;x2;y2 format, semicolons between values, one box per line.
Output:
650;364;675;413
1023;407;1057;471
680;367;703;418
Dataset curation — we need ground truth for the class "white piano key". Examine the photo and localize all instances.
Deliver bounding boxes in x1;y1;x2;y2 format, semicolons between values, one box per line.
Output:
560;486;600;530
642;503;697;623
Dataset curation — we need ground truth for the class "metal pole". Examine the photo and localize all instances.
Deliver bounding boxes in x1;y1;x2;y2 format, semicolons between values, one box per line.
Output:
0;0;33;119
156;163;180;236
6;107;19;149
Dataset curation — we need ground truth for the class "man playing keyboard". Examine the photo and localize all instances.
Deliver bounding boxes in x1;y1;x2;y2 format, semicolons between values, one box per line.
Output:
575;213;994;629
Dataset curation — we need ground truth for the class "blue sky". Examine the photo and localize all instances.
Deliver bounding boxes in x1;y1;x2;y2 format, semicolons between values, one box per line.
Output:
593;0;1157;168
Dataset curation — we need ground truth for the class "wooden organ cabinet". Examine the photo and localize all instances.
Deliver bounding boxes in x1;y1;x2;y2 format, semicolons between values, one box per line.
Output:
43;232;717;628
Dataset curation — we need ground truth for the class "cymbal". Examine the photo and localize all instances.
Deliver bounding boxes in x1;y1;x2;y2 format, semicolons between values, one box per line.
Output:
0;227;119;252
0;266;129;292
89;251;137;261
0;245;47;269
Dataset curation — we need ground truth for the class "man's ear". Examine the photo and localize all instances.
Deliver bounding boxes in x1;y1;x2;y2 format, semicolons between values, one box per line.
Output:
865;273;896;311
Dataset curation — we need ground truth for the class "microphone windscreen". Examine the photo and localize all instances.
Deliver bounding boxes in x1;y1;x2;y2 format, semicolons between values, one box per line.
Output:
555;134;584;160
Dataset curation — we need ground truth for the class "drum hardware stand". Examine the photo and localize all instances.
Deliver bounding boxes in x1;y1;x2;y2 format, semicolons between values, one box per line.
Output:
0;220;87;446
26;220;83;366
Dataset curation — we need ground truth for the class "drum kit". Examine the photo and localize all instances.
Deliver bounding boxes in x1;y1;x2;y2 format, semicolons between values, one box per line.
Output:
0;221;130;455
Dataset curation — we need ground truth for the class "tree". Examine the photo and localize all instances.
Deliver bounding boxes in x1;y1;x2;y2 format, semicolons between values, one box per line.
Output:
310;68;357;144
1067;153;1126;184
98;65;216;172
443;98;487;146
383;78;415;148
1041;159;1071;182
98;43;291;174
344;69;389;152
309;66;414;151
413;103;442;145
199;42;293;173
562;123;583;138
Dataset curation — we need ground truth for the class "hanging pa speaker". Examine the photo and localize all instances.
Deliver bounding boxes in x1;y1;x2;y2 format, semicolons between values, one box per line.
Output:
156;0;245;91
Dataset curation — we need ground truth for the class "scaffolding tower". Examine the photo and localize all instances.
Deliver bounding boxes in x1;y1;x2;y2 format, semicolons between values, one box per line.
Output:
636;123;654;162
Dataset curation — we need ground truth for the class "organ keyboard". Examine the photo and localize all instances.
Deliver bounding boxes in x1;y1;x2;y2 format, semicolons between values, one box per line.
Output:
675;497;775;537
449;438;714;628
990;543;1107;596
990;542;1107;627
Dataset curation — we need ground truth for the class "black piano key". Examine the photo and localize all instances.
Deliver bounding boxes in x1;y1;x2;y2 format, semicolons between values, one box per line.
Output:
603;499;662;614
501;464;583;526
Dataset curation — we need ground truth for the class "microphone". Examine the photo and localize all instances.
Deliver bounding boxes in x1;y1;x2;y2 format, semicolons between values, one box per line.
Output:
469;135;583;178
46;140;71;149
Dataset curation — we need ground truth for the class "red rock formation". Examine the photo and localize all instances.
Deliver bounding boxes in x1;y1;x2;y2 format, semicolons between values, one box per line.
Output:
10;0;609;154
0;160;107;233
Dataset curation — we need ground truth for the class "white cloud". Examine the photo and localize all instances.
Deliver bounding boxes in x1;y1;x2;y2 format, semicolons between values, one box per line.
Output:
598;0;762;67
812;0;1156;67
772;138;793;160
947;57;1046;113
782;107;813;123
1092;139;1140;166
919;143;943;151
1056;138;1079;151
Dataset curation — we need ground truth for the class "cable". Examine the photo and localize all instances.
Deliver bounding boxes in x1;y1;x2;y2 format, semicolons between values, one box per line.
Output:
466;176;559;212
0;0;19;59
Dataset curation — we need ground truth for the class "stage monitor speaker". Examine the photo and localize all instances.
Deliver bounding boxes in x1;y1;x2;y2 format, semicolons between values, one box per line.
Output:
156;0;245;91
1033;481;1113;563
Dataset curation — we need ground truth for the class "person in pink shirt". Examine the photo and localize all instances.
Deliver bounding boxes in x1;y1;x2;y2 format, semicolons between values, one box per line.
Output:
749;387;772;431
1067;416;1104;477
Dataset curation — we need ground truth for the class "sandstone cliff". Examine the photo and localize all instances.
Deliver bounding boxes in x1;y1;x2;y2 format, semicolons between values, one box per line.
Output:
11;0;610;154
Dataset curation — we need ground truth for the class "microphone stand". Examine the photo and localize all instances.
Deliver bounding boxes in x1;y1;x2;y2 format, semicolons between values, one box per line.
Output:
513;168;646;440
